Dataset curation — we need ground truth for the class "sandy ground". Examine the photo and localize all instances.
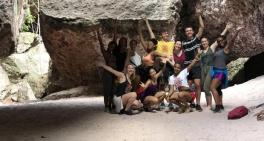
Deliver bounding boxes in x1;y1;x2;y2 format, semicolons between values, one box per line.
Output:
0;76;264;141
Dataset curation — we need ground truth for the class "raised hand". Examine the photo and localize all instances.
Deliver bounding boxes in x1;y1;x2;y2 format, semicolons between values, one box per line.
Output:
226;22;234;30
139;82;145;88
195;6;202;15
141;15;147;21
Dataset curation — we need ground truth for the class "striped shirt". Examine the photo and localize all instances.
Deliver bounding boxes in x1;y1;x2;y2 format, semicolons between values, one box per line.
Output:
182;37;201;65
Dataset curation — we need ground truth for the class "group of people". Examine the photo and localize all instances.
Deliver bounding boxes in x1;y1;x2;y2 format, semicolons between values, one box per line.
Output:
94;11;244;115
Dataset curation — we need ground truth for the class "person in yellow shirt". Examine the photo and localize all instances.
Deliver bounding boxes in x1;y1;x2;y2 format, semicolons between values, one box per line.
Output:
146;24;176;93
156;32;175;57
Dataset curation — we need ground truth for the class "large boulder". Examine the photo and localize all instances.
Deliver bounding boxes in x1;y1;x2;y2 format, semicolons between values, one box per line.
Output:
227;58;248;85
0;80;37;103
43;86;89;100
0;33;51;98
0;65;10;93
0;0;27;58
200;0;264;58
40;0;182;94
176;0;264;58
40;0;264;96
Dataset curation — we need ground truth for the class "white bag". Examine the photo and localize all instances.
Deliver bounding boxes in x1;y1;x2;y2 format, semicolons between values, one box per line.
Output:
113;95;123;113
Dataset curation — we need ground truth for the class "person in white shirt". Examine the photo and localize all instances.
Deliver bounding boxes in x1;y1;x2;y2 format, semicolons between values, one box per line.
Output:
166;54;200;113
129;40;142;67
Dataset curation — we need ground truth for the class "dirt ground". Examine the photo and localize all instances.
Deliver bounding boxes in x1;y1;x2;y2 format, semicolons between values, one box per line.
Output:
0;96;263;141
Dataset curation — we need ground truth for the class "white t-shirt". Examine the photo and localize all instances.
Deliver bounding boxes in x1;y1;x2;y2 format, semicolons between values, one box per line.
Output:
130;52;142;67
168;68;189;90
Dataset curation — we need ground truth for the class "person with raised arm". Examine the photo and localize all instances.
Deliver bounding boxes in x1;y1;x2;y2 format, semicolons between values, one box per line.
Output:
95;23;118;112
210;26;244;113
167;54;201;113
97;58;143;115
139;60;167;112
200;23;233;110
182;8;204;111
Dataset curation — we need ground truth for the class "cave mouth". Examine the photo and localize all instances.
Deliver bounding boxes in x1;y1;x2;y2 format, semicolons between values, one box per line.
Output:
229;52;264;86
244;52;264;81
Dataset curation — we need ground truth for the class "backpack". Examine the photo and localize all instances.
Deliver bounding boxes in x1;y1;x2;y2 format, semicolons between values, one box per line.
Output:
228;106;248;120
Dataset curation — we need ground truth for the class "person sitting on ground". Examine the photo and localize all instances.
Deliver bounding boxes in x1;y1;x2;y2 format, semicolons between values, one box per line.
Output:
97;60;143;115
210;26;244;113
166;54;200;114
182;8;204;111
200;23;233;110
95;24;117;112
139;60;167;112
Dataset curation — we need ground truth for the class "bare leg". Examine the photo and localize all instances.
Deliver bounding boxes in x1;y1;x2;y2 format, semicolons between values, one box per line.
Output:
154;91;166;103
204;71;212;108
210;78;221;112
178;91;193;113
143;96;159;107
131;100;143;110
219;95;223;105
122;92;137;111
194;79;201;105
217;86;223;106
168;92;185;113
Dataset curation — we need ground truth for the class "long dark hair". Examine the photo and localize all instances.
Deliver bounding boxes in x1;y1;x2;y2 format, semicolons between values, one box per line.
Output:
107;41;117;52
217;35;227;49
117;37;127;51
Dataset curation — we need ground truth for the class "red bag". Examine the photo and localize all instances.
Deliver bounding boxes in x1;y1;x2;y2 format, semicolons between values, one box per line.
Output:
228;106;248;120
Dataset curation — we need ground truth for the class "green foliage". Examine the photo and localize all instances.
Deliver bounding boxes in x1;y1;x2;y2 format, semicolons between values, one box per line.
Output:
21;7;36;32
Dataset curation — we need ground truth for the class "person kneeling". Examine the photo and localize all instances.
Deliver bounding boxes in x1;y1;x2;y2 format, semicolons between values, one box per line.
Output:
139;60;167;112
97;61;143;115
167;55;200;113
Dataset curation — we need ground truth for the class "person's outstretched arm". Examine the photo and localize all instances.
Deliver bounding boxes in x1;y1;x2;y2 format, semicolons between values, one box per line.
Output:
155;60;167;79
97;61;124;79
96;28;107;60
144;18;156;39
210;22;233;52
139;80;151;90
224;26;244;54
187;53;200;72
195;8;204;39
137;20;148;52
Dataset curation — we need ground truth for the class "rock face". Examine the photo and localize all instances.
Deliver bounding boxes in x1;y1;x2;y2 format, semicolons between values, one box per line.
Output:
200;0;264;58
40;0;182;94
227;58;248;85
1;32;51;98
40;0;264;95
0;80;37;103
0;65;10;93
43;86;89;100
0;0;27;58
176;0;264;58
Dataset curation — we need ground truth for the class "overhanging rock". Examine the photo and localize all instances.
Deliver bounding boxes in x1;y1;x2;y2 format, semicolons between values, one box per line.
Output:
40;0;182;94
